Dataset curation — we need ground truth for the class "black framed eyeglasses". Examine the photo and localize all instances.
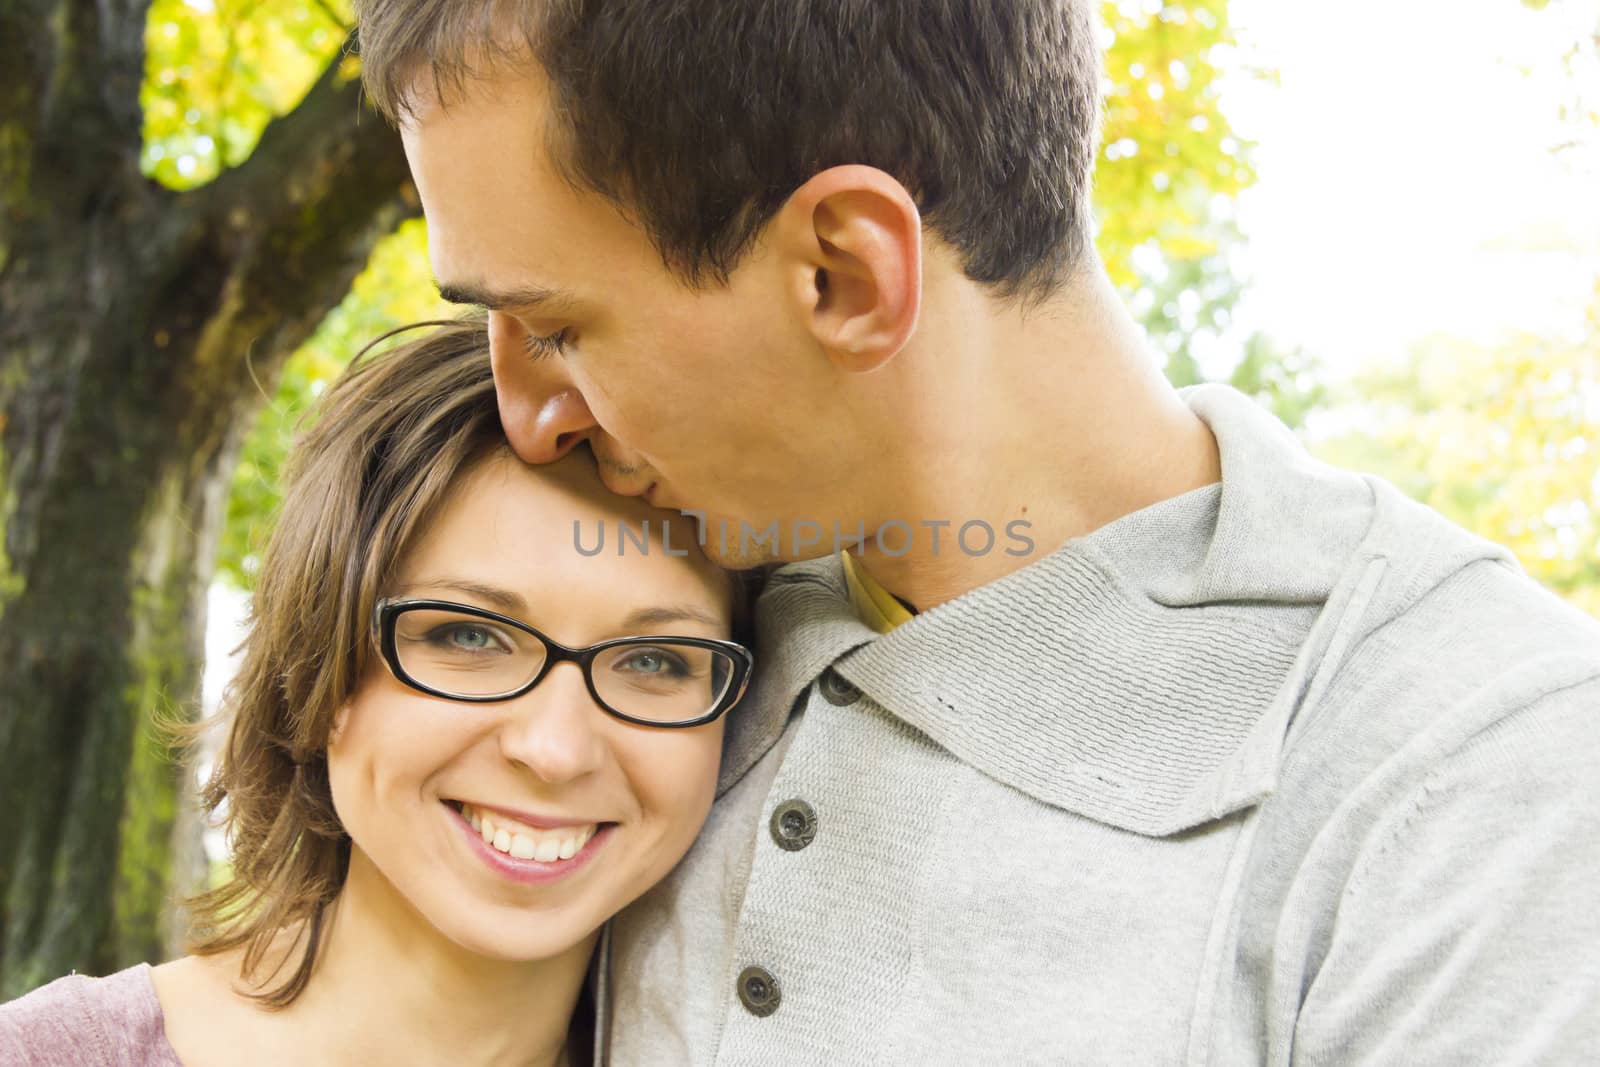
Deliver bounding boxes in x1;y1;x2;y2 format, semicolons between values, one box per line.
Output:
372;597;753;729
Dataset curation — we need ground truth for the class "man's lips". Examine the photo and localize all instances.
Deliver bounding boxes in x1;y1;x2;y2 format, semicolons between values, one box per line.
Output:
595;467;654;499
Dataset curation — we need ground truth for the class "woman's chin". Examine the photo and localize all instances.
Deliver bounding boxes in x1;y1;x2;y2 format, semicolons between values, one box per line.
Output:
438;912;598;965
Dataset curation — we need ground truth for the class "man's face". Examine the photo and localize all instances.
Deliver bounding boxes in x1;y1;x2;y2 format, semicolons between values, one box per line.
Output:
400;71;859;567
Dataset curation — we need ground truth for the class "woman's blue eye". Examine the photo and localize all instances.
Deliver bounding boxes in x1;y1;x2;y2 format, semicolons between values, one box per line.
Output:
619;649;687;675
431;624;498;652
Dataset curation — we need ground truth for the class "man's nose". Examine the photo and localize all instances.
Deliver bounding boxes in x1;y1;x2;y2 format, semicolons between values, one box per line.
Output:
488;310;598;465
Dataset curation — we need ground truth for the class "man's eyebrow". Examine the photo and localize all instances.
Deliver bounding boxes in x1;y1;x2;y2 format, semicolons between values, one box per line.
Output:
618;605;725;632
435;281;578;314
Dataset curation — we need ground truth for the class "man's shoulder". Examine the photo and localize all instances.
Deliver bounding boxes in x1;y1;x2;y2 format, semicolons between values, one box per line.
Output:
1242;460;1598;828
1315;461;1596;709
1262;528;1600;868
1247;541;1600;1057
1324;540;1598;735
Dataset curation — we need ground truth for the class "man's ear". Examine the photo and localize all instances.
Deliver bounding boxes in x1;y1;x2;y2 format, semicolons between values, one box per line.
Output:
772;165;922;373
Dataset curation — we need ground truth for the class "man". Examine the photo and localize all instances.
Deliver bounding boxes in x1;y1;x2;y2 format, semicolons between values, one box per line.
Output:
354;1;1600;1062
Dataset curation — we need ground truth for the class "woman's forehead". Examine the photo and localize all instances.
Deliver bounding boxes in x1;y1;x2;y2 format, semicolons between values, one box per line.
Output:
396;451;730;627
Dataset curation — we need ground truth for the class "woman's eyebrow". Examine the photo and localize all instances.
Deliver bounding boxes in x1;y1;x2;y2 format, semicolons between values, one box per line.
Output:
403;578;528;616
398;583;720;631
619;605;724;630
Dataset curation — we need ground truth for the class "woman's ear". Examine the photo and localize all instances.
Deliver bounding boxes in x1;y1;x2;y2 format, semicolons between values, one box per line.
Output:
771;165;923;373
328;702;352;747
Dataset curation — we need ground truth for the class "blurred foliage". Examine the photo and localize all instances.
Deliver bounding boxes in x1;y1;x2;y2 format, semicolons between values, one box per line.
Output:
1303;1;1600;616
1315;280;1600;617
1517;0;1600;157
141;0;446;587
1094;0;1319;425
1137;245;1327;429
1217;331;1327;431
1096;0;1257;283
216;220;451;587
142;0;351;188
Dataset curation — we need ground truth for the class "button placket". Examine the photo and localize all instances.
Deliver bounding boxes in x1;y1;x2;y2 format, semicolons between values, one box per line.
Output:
725;666;860;1032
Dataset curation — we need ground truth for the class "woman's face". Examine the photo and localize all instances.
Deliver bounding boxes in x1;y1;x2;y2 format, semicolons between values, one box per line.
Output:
327;448;736;962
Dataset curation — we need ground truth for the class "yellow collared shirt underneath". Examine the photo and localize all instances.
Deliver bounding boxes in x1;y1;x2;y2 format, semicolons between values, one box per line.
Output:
838;550;916;633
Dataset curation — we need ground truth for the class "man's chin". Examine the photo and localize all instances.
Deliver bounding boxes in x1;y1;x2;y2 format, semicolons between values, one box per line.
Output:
687;518;837;571
699;538;786;571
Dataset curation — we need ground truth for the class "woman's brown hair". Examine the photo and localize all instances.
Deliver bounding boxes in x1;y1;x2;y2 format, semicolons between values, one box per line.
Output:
186;316;508;1007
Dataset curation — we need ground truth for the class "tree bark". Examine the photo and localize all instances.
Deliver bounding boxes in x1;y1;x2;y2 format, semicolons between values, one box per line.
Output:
0;0;414;995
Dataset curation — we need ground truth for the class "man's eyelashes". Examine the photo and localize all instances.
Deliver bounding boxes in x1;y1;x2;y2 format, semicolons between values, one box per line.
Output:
524;328;573;361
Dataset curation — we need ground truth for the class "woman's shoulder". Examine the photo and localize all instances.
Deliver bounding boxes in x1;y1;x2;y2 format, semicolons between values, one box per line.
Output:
0;962;184;1066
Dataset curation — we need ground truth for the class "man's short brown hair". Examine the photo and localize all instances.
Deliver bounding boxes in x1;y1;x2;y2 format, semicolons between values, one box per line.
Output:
355;0;1103;297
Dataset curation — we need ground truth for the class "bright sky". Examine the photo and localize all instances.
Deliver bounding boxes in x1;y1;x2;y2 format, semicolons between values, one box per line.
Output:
1222;0;1600;375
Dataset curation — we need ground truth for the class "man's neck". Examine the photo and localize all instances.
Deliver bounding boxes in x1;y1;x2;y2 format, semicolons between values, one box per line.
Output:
852;264;1221;610
276;849;593;1067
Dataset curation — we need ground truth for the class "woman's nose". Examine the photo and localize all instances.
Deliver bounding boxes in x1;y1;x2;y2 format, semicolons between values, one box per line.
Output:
495;663;608;784
487;310;598;464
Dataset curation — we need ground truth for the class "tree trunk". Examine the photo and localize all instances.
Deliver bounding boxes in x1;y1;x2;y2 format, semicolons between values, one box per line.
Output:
0;0;413;996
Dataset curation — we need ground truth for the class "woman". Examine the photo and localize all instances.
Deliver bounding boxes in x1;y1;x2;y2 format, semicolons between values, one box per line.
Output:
0;319;751;1066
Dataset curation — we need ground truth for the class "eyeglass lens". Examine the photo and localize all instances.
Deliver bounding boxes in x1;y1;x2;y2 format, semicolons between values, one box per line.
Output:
390;606;735;723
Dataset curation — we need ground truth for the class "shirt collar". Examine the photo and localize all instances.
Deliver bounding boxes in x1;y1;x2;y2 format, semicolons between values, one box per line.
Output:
720;386;1389;834
839;548;916;633
718;562;879;796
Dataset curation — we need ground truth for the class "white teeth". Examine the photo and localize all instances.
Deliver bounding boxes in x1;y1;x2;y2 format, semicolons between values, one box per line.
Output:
460;804;598;861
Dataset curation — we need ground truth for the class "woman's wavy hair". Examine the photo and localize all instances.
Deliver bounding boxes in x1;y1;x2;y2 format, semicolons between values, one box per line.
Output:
186;316;509;1007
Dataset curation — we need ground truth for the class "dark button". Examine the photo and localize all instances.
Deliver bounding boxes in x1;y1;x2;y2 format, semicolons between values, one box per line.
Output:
769;799;818;851
737;965;781;1016
818;668;861;706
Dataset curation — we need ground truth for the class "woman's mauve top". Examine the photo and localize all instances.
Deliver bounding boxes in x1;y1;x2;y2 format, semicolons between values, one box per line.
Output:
0;962;184;1066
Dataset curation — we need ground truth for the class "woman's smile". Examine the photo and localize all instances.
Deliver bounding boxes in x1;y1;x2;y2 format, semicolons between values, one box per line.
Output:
442;799;615;886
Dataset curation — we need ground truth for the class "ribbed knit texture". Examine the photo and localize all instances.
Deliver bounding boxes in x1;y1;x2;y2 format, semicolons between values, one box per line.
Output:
0;963;183;1066
605;385;1600;1066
